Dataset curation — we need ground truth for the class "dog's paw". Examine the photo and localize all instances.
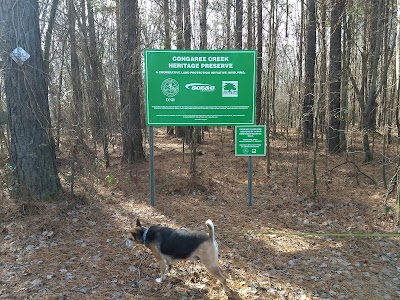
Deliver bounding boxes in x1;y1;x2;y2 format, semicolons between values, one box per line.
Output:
125;239;134;248
155;277;163;283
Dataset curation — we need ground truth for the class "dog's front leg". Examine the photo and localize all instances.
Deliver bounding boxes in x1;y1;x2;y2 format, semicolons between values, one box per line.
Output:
150;243;168;283
155;257;168;283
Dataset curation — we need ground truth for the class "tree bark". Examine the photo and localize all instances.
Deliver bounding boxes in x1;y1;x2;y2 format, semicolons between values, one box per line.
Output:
302;0;316;145
0;0;60;198
247;0;253;49
175;0;185;139
119;0;145;163
200;0;207;49
235;0;243;49
183;0;191;50
43;0;60;84
164;0;172;50
255;0;262;124
226;0;232;49
69;0;84;142
176;0;184;49
362;0;384;162
87;0;110;167
328;0;344;154
396;0;400;138
164;0;174;136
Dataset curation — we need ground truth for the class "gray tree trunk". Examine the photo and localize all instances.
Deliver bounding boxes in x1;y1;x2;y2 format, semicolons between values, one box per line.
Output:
87;0;110;167
256;0;262;124
164;0;174;136
0;0;60;198
69;0;84;141
235;0;243;48
200;0;207;49
226;0;232;49
303;0;316;145
328;0;344;153
174;0;185;139
247;0;253;49
119;0;145;163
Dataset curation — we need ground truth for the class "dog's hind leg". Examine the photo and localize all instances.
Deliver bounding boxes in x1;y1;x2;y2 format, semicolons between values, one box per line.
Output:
204;264;230;293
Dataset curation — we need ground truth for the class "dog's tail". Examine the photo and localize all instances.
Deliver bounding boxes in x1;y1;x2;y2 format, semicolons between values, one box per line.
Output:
205;219;215;241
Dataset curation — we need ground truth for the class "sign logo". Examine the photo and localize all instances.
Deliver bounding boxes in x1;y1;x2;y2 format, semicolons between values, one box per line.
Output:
185;83;215;92
161;78;179;97
222;81;238;97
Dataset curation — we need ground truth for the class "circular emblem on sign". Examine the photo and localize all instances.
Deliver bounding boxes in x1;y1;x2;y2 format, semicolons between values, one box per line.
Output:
161;78;179;97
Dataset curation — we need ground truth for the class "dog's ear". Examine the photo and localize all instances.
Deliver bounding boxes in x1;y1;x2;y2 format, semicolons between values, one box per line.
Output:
136;219;141;227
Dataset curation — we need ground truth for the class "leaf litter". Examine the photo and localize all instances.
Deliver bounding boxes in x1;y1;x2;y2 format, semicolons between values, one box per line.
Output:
0;128;399;299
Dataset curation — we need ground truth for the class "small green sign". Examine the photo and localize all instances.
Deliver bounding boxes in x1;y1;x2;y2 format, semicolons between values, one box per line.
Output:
235;125;266;156
145;49;257;126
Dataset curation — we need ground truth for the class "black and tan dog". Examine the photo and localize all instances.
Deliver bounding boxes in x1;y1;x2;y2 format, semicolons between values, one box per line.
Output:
127;218;230;293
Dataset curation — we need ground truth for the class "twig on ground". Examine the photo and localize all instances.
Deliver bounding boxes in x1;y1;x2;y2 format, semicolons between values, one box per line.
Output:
329;160;376;185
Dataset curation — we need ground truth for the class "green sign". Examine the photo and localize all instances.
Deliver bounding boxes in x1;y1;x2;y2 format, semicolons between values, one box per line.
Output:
145;49;257;126
235;125;266;156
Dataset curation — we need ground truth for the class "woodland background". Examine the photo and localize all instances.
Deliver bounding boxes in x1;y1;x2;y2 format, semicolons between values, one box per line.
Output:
0;0;400;299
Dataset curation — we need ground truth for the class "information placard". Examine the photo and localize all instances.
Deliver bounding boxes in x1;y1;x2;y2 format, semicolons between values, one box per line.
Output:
145;49;256;126
235;125;266;156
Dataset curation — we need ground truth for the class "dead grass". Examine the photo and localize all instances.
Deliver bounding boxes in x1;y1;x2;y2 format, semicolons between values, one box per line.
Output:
1;128;399;300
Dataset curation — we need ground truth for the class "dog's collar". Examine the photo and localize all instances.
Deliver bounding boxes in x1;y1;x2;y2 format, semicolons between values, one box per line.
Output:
142;228;148;245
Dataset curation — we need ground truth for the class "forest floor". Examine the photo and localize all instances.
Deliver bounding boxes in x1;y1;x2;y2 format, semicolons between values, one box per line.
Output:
1;128;400;300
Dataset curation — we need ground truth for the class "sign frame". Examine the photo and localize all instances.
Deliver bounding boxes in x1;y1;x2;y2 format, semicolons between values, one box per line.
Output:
144;49;257;126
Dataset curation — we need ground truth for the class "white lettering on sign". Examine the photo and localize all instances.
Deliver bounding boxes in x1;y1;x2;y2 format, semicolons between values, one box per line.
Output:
171;56;229;62
185;83;216;92
208;56;229;62
172;56;207;62
200;63;233;68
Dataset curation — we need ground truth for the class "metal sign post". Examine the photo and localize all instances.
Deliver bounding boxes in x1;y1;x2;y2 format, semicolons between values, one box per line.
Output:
149;127;155;206
144;49;257;207
248;156;253;207
235;125;266;207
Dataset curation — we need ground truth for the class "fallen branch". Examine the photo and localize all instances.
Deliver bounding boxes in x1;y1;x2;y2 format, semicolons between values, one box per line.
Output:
329;160;377;185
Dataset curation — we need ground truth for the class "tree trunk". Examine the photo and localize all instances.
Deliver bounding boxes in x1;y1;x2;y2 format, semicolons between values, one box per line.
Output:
55;40;66;151
362;0;384;162
302;0;316;145
396;0;400;138
255;0;262;124
119;0;145;164
69;0;84;142
164;0;174;136
0;0;60;199
164;0;172;49
328;0;344;154
226;0;232;49
235;0;243;49
43;0;60;84
199;0;208;140
318;0;327;140
247;0;253;49
200;0;207;49
87;0;110;167
295;0;304;189
340;0;352;151
175;0;185;139
183;0;191;50
176;0;184;49
268;0;278;136
176;0;193;144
